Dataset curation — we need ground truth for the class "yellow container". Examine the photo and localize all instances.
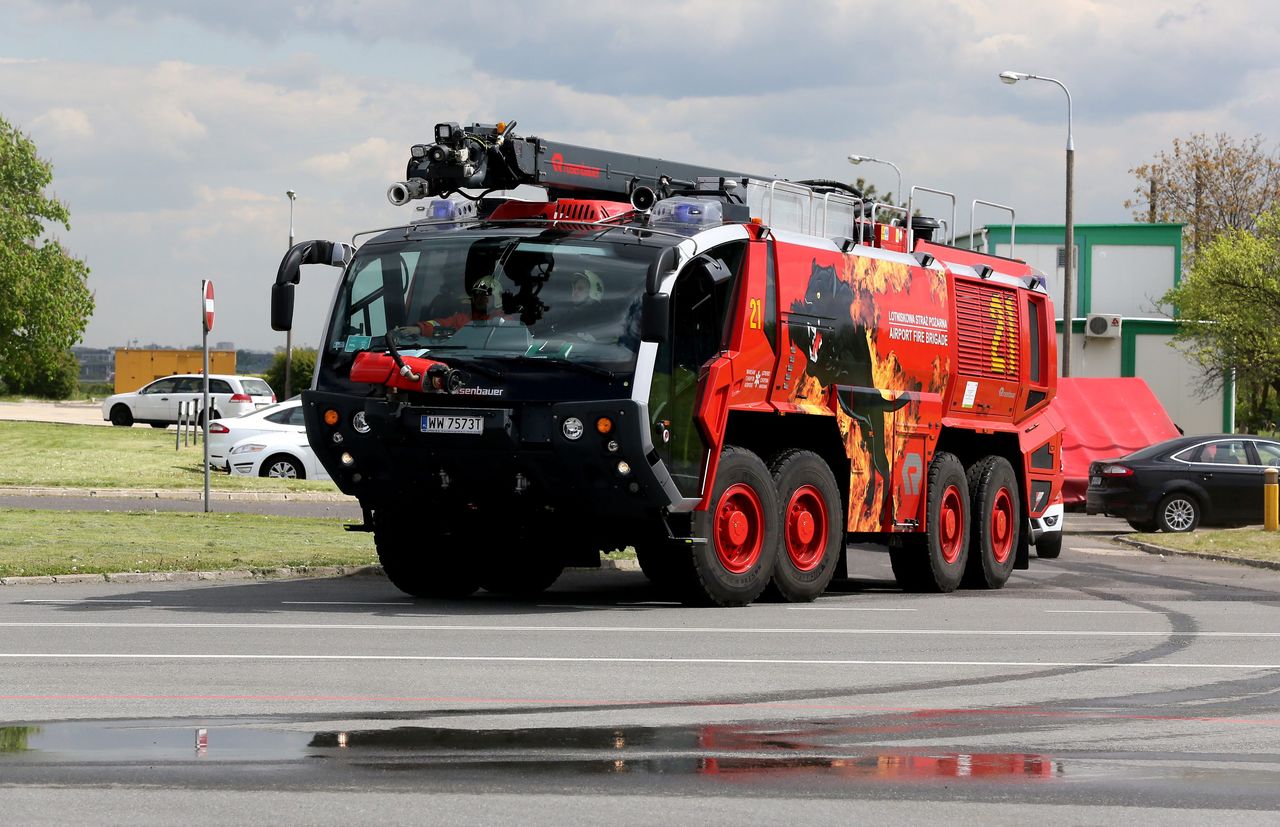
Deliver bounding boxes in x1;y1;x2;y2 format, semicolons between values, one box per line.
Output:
113;349;237;394
1265;467;1278;532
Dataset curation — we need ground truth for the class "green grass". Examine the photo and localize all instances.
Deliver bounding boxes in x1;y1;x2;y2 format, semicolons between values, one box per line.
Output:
0;421;335;492
1133;528;1280;563
0;509;376;578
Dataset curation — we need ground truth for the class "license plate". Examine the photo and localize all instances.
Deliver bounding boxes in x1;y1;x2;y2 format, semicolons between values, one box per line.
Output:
1090;476;1101;486
421;414;484;434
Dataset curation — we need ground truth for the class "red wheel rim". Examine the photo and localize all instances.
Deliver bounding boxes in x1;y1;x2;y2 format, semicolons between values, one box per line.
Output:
714;483;765;574
939;484;964;564
784;485;827;572
990;487;1014;564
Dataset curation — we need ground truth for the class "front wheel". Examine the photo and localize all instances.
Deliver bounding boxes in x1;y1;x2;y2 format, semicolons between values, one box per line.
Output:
1157;493;1200;533
109;405;133;427
764;450;842;603
260;454;305;479
682;446;779;607
374;510;480;599
1034;530;1063;559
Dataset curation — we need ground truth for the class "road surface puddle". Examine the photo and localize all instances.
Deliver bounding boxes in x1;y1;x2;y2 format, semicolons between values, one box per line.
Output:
0;720;1062;781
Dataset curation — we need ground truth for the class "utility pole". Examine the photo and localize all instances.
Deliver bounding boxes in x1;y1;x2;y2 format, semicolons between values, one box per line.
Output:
285;190;296;399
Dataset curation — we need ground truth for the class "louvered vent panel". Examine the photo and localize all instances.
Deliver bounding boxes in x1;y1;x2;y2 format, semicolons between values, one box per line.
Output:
954;279;1020;380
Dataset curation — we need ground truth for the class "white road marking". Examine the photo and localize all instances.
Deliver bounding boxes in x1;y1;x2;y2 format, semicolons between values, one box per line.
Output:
0;653;1274;670
20;599;152;604
788;607;919;612
0;621;1273;638
280;601;415;606
1045;610;1170;614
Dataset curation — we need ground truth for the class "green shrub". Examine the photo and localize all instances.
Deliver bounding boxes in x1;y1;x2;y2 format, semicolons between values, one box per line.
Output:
262;348;316;399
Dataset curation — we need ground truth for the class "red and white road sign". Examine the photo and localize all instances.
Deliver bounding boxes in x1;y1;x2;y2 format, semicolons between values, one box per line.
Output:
202;279;215;332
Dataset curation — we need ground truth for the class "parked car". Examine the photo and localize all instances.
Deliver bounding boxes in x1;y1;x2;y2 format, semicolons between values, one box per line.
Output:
227;430;330;480
1086;434;1280;532
207;398;305;470
102;374;275;428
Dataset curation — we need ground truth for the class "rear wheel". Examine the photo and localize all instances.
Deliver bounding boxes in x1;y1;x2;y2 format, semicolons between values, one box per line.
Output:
962;456;1019;590
764;450;843;603
374;509;480;599
890;452;969;593
109;405;133;427
260;454;304;479
1157;493;1200;533
681;446;779;607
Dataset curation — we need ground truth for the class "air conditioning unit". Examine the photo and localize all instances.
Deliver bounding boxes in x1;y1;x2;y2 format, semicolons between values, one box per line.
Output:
1085;313;1122;339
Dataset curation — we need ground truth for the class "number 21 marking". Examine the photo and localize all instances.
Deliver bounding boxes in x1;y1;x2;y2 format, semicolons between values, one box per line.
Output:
748;297;763;330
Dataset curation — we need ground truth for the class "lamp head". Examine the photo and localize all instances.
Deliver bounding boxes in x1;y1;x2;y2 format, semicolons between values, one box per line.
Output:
286;189;297;200
999;71;1028;85
847;154;868;165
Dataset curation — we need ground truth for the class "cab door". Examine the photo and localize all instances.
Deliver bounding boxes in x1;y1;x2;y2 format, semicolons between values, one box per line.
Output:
647;243;745;498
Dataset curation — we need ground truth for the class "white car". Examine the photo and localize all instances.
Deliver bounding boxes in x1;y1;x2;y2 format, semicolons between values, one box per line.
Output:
103;374;275;428
207;398;305;471
227;430;330;480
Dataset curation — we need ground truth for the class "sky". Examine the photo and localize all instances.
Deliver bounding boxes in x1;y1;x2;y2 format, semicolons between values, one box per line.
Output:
4;0;1280;352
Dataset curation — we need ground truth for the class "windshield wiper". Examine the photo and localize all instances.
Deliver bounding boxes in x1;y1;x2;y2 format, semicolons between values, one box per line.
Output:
490;354;616;380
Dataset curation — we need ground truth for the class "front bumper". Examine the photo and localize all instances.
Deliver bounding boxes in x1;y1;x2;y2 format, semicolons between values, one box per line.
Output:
1028;503;1063;543
301;390;683;518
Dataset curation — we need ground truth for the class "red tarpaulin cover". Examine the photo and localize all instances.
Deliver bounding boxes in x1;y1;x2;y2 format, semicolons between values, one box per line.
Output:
1052;377;1181;505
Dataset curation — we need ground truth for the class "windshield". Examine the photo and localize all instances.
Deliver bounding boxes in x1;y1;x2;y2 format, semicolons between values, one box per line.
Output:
328;231;658;373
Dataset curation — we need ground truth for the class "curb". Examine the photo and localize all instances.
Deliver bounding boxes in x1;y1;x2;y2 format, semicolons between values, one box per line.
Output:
1;565;385;587
1113;535;1280;572
0;558;640;587
0;486;356;503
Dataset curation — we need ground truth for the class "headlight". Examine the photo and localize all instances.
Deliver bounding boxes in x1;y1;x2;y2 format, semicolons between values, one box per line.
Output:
231;443;266;455
352;411;371;434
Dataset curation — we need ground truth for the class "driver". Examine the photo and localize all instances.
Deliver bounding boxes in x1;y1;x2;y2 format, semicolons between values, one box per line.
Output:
569;270;603;306
417;273;506;335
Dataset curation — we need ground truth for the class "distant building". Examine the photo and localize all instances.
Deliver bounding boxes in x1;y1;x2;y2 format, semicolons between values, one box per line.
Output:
71;346;114;383
960;223;1228;434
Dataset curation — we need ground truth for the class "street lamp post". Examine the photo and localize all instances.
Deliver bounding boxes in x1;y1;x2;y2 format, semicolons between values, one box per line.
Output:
846;154;903;206
284;189;297;399
999;70;1074;378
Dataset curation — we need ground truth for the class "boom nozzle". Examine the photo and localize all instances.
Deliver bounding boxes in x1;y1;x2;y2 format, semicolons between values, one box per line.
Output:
387;179;430;206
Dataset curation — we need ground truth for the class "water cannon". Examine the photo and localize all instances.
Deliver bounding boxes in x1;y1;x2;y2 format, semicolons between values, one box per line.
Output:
388;119;769;206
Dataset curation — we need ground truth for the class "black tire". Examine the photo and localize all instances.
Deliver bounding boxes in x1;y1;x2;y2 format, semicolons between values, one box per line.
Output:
374;510;480;599
1156;492;1200;533
635;538;692;592
1126;518;1158;533
149;422;168;429
480;556;565;597
764;450;843;603
1034;530;1063;559
889;452;969;593
259;454;305;479
197;409;221;427
962;456;1020;590
681;446;780;607
109;405;133;427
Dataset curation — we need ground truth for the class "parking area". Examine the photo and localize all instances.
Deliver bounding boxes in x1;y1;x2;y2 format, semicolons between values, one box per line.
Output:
0;400;108;427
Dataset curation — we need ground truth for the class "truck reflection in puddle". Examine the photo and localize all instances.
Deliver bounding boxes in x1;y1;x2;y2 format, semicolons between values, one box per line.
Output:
0;720;1062;781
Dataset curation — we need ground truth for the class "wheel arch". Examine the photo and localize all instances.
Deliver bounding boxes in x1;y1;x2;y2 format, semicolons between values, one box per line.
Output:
723;410;850;521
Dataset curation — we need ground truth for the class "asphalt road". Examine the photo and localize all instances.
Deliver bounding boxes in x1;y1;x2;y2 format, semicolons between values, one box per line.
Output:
2;522;1279;824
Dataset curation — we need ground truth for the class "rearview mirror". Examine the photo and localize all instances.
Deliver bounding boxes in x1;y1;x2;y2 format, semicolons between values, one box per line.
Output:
271;240;354;332
640;293;670;343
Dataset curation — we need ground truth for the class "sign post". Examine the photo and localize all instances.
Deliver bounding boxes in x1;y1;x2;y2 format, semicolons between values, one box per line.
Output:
201;279;215;514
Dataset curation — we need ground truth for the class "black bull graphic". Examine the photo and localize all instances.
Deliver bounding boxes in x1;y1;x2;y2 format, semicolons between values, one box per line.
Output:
788;260;912;526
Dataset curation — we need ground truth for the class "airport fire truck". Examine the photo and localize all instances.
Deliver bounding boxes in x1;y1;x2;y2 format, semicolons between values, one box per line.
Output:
271;121;1065;606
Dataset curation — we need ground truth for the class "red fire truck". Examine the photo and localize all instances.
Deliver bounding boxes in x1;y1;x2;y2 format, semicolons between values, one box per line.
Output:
271;121;1064;606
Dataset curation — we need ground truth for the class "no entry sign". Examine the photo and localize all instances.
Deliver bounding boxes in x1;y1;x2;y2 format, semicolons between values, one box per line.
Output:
202;279;215;332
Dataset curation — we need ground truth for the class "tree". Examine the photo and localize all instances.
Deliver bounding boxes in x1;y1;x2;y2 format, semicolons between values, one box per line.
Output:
0;115;94;398
1127;133;1280;264
262;348;315;399
1162;209;1280;432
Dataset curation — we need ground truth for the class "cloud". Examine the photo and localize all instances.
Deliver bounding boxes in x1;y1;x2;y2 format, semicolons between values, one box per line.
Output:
3;0;1280;351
